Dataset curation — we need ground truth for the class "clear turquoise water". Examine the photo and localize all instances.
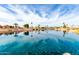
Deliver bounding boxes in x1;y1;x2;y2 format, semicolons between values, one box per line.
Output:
0;30;79;55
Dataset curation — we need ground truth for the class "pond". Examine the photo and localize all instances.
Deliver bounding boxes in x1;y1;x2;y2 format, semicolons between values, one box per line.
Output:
0;30;79;55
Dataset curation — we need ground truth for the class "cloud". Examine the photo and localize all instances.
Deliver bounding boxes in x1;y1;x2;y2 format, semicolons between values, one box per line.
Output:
0;4;79;26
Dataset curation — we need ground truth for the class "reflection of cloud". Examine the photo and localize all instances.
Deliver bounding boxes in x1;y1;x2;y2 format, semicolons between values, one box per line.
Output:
0;4;79;26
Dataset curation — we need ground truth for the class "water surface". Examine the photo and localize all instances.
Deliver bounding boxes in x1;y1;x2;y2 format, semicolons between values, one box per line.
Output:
0;30;79;55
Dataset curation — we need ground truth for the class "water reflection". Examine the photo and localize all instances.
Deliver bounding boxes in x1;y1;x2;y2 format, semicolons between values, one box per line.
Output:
14;32;18;37
38;30;40;34
63;31;66;37
0;30;79;55
0;33;2;35
24;31;29;35
9;32;14;35
4;32;14;35
31;34;33;37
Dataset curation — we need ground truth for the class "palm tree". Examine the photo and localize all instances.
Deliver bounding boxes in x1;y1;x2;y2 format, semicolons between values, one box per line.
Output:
31;22;33;30
63;22;66;28
38;24;40;30
23;24;29;28
14;23;18;32
14;23;18;28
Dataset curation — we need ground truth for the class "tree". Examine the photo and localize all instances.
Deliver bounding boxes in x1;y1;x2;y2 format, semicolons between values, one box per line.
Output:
63;23;66;28
14;23;18;28
38;24;40;28
24;24;29;28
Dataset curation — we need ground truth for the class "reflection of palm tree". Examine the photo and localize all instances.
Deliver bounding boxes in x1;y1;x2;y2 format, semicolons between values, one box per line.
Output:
38;31;40;34
63;31;66;37
14;32;18;37
31;34;33;37
30;32;33;37
24;31;29;35
9;32;14;35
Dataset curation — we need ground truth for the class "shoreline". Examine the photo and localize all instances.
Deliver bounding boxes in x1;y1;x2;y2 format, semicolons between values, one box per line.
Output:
0;28;79;35
0;28;32;34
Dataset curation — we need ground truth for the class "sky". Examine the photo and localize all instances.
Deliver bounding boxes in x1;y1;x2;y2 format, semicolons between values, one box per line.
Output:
0;4;79;27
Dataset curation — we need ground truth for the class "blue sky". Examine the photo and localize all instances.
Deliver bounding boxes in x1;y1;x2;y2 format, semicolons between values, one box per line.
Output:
0;4;79;26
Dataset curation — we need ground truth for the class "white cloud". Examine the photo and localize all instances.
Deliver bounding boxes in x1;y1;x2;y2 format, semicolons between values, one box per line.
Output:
0;5;79;27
